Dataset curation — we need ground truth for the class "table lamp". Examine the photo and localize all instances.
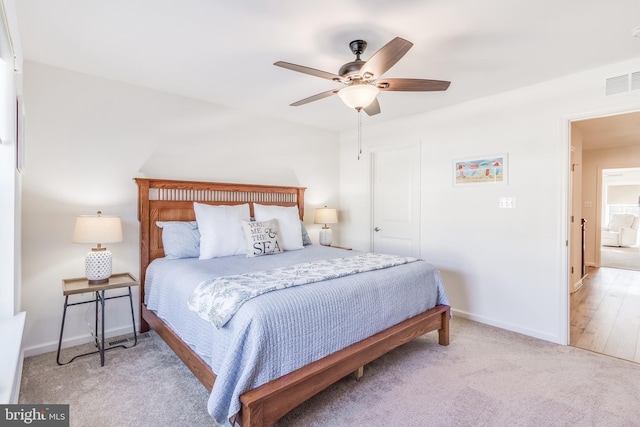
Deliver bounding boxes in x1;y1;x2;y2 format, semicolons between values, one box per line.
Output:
314;207;338;246
72;211;123;284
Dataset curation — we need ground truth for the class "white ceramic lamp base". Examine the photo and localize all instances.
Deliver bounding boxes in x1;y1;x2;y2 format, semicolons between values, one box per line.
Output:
319;227;333;246
85;249;112;284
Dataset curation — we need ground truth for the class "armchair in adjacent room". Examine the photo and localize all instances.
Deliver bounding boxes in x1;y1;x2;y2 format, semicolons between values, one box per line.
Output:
601;213;639;247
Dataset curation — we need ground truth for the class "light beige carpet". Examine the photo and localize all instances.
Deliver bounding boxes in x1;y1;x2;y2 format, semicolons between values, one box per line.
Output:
601;245;640;271
20;318;640;426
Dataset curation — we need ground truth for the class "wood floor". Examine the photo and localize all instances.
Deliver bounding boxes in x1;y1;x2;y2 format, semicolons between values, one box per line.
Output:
571;265;640;363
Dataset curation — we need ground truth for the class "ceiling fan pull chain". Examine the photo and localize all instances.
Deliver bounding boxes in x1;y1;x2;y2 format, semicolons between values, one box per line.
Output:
357;108;362;160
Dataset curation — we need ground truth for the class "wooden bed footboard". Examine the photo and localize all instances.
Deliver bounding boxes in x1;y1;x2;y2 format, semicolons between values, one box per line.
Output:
143;300;449;427
135;178;450;427
238;304;450;427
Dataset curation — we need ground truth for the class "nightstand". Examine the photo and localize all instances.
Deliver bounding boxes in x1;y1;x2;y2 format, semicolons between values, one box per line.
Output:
57;272;139;367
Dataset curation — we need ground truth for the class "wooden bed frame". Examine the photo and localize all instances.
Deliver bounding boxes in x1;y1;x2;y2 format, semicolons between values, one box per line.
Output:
135;177;450;427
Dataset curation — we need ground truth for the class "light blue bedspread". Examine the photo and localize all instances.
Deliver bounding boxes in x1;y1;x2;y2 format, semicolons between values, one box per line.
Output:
188;253;419;328
144;246;449;426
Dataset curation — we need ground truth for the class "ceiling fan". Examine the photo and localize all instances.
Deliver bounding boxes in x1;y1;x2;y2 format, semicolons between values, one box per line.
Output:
274;37;451;116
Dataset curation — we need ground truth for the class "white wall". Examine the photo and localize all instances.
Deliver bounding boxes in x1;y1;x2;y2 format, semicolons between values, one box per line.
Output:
340;56;640;345
607;184;640;204
0;58;18;319
0;0;21;320
21;61;340;355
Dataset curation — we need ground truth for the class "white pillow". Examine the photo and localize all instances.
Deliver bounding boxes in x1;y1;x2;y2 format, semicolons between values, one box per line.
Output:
242;219;283;257
253;204;303;251
194;202;250;259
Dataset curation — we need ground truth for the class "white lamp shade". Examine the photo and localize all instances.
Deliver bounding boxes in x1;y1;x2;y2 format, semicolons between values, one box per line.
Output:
73;212;122;284
314;208;338;225
73;214;123;244
338;84;379;110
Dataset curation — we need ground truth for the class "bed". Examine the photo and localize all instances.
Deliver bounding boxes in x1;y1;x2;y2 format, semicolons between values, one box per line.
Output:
135;177;450;427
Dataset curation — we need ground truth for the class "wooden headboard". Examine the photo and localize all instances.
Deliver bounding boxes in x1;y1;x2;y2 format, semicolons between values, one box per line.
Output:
134;178;306;316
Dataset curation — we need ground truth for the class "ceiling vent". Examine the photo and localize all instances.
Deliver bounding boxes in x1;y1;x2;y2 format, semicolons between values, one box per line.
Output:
631;71;640;91
605;72;640;95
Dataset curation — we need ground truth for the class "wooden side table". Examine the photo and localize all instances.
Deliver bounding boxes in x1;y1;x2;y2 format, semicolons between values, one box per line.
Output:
57;272;139;367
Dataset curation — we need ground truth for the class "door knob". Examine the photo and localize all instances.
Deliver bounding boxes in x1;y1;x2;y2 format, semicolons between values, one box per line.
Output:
374;227;382;232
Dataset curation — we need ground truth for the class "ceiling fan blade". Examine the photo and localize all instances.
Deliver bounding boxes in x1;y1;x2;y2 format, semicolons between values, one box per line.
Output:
290;88;340;106
363;98;380;116
377;78;451;92
274;61;344;82
359;37;413;79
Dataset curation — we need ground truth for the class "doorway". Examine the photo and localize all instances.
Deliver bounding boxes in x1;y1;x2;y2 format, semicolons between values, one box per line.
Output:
569;111;640;362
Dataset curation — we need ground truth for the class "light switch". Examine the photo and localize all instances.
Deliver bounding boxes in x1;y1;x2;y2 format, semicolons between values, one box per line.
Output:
499;197;515;209
584;201;592;208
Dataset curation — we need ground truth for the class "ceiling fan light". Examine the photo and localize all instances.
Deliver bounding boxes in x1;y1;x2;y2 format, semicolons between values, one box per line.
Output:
338;84;379;110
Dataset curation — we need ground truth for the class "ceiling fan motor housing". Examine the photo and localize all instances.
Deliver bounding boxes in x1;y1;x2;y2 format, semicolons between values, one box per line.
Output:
339;60;364;78
339;40;368;78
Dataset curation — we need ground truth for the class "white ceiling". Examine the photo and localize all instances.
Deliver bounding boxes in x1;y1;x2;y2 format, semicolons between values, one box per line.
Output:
14;0;640;132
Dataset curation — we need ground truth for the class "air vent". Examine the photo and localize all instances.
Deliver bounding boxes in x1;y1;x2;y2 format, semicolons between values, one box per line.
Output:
605;71;640;95
605;74;629;95
632;71;640;91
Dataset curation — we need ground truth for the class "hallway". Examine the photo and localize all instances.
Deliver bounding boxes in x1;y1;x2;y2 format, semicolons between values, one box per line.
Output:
571;266;640;363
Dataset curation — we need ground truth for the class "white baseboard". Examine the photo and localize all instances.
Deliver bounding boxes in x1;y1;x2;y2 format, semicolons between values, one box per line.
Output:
23;324;138;358
451;308;564;345
11;350;24;404
571;276;586;294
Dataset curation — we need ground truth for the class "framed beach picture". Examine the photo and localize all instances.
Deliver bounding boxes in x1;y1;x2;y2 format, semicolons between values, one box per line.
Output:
453;154;507;186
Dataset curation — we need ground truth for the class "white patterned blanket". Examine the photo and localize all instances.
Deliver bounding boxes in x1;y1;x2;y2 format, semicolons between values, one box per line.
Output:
188;253;418;328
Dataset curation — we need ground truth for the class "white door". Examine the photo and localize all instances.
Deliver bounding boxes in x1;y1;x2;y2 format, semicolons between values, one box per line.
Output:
371;145;421;257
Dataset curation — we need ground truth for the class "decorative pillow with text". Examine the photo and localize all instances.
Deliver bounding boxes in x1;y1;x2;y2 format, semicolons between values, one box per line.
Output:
242;219;284;257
